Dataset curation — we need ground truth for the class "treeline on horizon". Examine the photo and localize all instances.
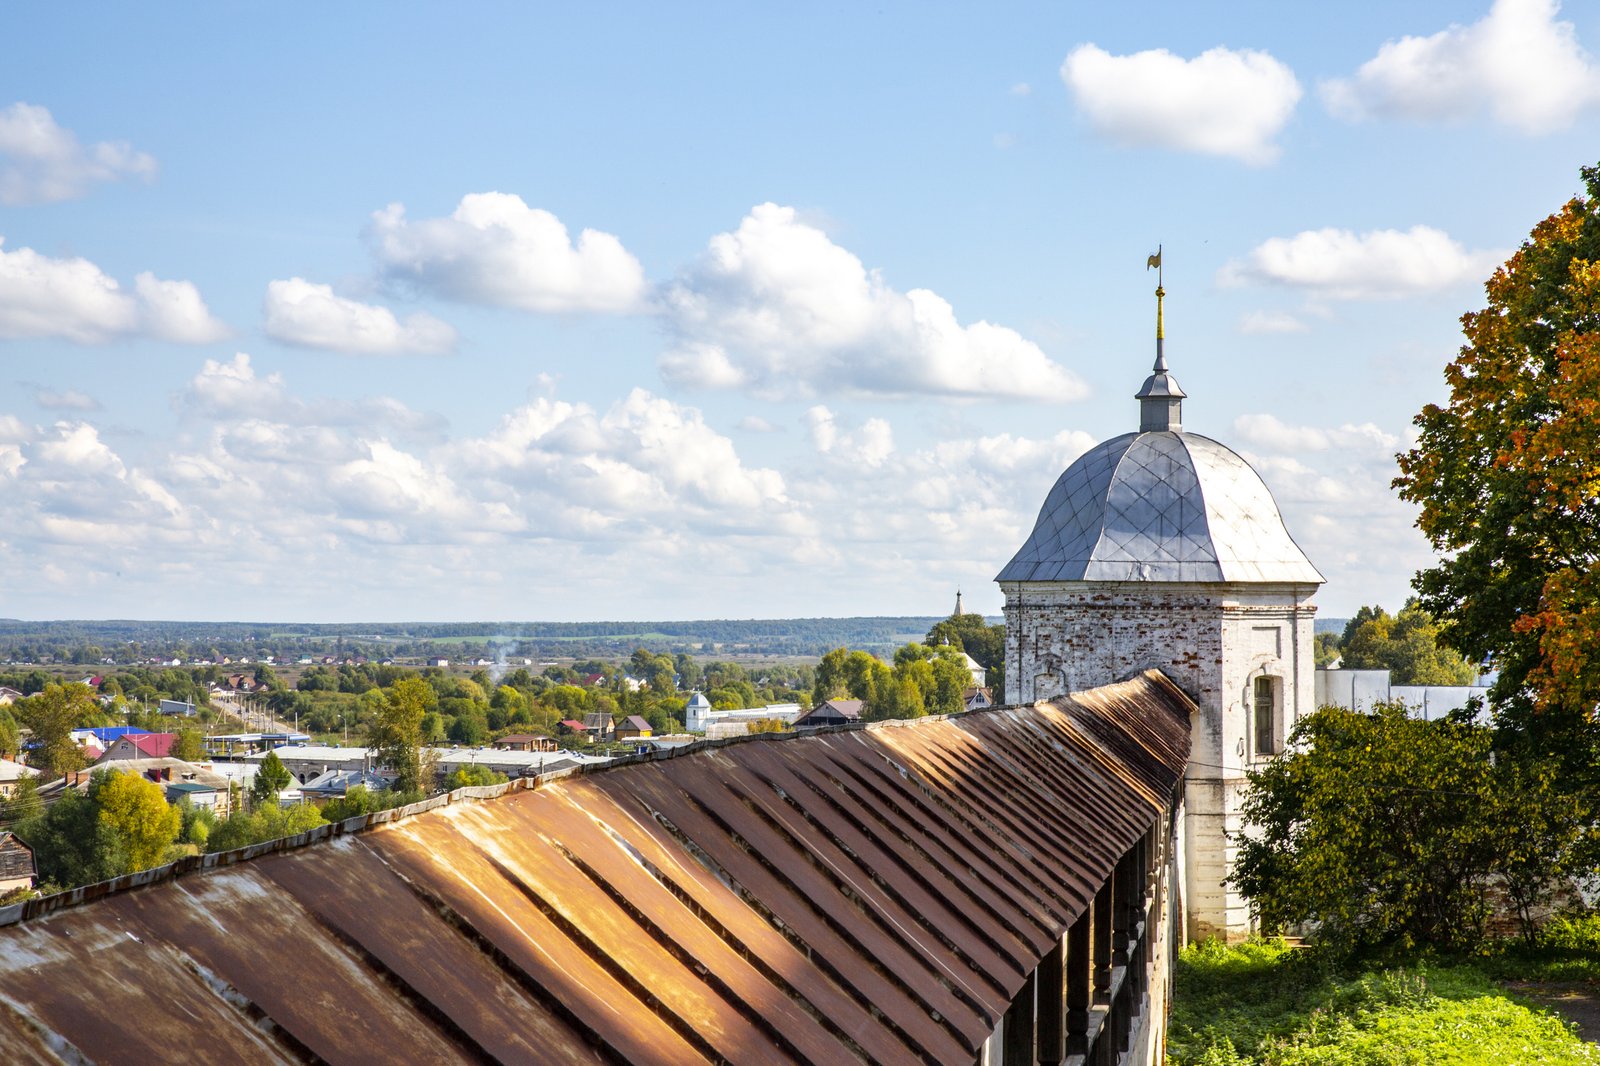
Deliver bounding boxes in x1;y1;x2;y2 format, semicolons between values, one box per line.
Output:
0;616;976;663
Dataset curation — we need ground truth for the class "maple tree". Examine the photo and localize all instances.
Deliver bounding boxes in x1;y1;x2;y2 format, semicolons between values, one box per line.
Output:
1395;163;1600;726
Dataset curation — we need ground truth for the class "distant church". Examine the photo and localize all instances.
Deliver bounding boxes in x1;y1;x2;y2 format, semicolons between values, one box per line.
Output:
995;276;1323;942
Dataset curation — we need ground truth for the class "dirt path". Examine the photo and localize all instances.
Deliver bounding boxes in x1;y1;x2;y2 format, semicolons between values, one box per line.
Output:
1506;981;1600;1043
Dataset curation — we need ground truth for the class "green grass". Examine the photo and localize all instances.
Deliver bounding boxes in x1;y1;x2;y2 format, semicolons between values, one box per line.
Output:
1169;937;1599;1065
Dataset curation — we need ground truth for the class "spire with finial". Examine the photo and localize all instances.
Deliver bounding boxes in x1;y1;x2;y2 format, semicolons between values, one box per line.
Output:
954;588;965;616
1134;245;1185;432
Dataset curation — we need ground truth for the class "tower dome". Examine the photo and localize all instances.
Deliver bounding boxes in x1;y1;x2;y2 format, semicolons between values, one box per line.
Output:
994;430;1323;585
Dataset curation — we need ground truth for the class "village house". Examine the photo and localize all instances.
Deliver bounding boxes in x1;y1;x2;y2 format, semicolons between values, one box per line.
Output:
492;733;558;753
613;715;652;741
580;712;614;743
792;697;864;728
0;758;31;799
97;733;177;762
0;832;35;896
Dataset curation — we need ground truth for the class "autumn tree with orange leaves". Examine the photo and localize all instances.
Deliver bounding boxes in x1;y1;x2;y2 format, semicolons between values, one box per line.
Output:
1396;162;1600;755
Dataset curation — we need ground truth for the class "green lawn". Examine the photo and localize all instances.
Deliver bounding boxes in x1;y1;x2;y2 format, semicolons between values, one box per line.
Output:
1169;937;1599;1065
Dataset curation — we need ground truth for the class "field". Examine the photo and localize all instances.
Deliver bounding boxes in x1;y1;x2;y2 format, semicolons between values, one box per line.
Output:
1168;932;1600;1065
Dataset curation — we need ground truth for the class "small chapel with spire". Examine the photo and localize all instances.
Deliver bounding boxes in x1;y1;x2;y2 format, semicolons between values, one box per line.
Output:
994;253;1324;941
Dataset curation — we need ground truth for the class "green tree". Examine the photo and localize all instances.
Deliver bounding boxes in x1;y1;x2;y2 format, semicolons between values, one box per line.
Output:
321;784;386;822
14;786;126;888
372;677;432;794
1232;702;1588;951
21;683;95;779
251;750;292;807
1395;162;1600;722
812;648;850;705
442;764;508;790
93;770;181;872
207;802;325;853
170;724;204;762
927;612;1005;695
179;800;217;850
865;675;924;721
1338;602;1476;685
0;707;18;759
489;685;527;723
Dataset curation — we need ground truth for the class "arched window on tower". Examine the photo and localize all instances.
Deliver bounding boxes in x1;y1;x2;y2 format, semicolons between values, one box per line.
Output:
1253;675;1280;756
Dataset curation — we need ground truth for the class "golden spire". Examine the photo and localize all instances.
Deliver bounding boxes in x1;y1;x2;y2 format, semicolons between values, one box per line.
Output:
1147;245;1165;369
1135;246;1184;432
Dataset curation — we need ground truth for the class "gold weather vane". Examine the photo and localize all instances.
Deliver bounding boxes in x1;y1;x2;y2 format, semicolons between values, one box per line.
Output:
1147;245;1166;367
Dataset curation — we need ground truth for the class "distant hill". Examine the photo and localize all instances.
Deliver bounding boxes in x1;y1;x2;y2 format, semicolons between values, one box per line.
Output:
0;616;996;664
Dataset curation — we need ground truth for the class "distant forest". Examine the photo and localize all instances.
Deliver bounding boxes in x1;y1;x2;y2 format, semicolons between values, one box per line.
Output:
0;617;981;664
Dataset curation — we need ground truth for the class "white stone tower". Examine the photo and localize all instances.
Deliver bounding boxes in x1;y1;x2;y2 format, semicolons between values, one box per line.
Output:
994;269;1323;942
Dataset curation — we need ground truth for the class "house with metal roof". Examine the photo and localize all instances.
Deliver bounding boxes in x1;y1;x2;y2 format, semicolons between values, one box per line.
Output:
792;697;864;728
613;714;653;740
0;671;1194;1065
97;733;177;762
0;758;32;799
0;833;33;897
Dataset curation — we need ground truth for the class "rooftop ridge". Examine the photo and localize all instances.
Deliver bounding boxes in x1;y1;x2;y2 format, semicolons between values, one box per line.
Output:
0;699;1026;932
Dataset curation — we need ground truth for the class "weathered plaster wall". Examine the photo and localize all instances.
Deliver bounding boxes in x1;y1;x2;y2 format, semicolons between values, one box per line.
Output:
1000;580;1317;942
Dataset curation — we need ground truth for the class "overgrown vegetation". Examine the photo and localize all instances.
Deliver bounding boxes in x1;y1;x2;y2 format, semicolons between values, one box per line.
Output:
1168;938;1599;1065
1233;702;1593;952
1330;602;1477;686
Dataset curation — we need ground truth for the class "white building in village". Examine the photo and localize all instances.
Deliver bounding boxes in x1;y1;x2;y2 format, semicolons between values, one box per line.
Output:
684;690;802;737
995;285;1323;943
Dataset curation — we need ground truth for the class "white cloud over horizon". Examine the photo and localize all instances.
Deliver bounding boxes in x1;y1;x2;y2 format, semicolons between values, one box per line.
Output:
1218;225;1503;299
369;192;647;313
0;356;1118;618
0;102;156;205
1322;0;1600;134
659;203;1088;402
263;277;457;355
1061;44;1302;164
0;239;228;344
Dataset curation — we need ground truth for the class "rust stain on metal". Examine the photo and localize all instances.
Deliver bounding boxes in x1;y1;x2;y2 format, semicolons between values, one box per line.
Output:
0;670;1192;1064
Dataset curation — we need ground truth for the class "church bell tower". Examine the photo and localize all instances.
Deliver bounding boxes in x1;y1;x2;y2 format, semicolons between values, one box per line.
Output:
994;258;1323;942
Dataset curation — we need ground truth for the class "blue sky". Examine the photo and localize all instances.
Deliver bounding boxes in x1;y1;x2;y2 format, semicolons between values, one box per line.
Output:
1;0;1597;622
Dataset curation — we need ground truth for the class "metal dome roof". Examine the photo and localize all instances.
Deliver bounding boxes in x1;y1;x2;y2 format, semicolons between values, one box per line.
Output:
995;430;1324;584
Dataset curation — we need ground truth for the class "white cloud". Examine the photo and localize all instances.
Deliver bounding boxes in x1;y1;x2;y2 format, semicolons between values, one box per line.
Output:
1218;226;1503;299
449;389;793;530
736;414;778;433
1010;82;1033;96
0;102;156;205
263;277;456;355
805;406;894;467
1060;44;1301;164
1231;416;1430;608
34;388;100;411
0;420;188;550
179;353;445;436
1233;413;1401;455
133;272;230;343
1322;0;1600;133
659;203;1086;402
369;192;646;313
1238;310;1309;335
0;239;227;344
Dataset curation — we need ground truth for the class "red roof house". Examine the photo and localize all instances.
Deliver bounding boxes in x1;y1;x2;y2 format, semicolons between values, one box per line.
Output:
99;733;177;761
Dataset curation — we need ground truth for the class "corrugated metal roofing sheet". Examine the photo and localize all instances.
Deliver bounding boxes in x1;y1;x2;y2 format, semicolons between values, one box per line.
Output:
0;670;1193;1065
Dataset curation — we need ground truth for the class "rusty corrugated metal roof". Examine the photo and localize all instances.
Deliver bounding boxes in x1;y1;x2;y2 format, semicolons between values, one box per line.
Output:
0;670;1192;1065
